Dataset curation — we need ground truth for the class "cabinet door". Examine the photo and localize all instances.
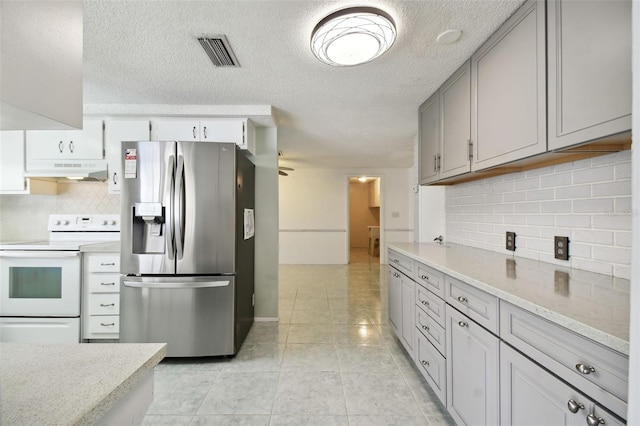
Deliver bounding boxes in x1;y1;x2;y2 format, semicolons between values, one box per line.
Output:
0;131;27;192
104;120;150;193
446;305;499;426
26;129;68;159
547;0;631;150
471;0;546;171
440;60;471;180
200;119;243;143
388;267;402;337
501;343;583;426
153;120;200;141
419;93;440;184
401;274;415;357
65;119;103;159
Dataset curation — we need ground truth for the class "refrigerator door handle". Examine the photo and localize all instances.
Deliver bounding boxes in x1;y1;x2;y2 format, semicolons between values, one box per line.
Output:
123;280;230;289
175;155;186;260
165;155;176;260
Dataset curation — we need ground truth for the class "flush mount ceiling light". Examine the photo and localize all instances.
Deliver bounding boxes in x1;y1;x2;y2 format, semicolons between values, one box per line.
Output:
311;6;396;67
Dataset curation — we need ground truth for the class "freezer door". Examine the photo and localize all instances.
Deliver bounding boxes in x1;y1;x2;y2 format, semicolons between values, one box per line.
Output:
119;276;235;357
120;141;176;275
175;142;236;274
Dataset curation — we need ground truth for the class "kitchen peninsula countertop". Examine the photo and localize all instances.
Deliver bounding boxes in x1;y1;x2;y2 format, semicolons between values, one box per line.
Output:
387;242;630;355
80;241;120;252
0;343;166;425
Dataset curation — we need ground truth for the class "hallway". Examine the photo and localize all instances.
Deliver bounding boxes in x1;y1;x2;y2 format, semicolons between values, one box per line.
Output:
143;261;453;425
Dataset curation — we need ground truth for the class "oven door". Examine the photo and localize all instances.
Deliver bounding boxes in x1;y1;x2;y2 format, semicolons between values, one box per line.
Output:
0;251;81;316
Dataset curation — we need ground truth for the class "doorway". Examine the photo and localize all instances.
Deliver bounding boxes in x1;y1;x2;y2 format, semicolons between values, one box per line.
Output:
347;176;381;264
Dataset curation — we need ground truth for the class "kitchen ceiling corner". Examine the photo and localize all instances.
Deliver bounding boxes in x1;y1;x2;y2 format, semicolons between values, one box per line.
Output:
83;0;524;169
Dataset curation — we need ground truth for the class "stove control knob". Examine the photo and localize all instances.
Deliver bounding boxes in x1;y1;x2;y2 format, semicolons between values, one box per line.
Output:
63;220;69;225
102;220;108;225
55;220;61;225
110;220;117;226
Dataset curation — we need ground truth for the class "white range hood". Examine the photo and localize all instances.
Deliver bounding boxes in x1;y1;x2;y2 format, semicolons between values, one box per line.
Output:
24;159;108;181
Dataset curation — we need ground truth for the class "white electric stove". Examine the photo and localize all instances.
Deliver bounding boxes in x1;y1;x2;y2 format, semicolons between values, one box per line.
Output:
0;214;120;343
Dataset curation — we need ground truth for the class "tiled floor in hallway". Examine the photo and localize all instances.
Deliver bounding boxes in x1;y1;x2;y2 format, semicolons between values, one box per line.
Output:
143;249;454;425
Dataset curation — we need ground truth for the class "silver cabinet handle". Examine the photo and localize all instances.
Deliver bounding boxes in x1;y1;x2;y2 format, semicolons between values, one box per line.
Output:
59;141;64;153
576;363;596;375
421;300;429;306
100;282;116;286
586;414;605;426
392;259;399;263
567;399;584;413
457;296;468;303
100;262;116;266
192;126;197;139
421;325;429;331
458;321;468;328
393;272;400;278
113;172;118;185
203;126;207;139
100;322;115;327
69;140;74;153
100;303;115;307
420;274;428;280
421;360;430;367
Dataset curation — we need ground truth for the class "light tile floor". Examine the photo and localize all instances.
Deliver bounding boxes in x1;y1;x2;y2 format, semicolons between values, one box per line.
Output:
142;248;454;426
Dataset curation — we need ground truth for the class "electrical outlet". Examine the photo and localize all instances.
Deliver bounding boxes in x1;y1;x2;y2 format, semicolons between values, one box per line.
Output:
505;232;516;251
554;236;569;260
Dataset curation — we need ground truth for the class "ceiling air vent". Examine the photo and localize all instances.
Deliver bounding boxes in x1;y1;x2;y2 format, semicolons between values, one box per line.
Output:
198;35;240;67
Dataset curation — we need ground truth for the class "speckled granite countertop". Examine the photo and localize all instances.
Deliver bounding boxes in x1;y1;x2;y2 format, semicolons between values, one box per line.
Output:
0;343;166;425
80;241;120;253
387;242;630;356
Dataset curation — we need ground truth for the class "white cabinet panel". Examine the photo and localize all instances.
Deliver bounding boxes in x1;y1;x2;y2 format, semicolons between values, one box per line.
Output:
104;120;150;193
0;131;27;192
152;120;200;141
401;275;415;357
26;119;103;161
471;0;546;170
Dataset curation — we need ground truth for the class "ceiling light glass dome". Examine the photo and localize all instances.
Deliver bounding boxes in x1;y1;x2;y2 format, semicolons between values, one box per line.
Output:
311;7;396;67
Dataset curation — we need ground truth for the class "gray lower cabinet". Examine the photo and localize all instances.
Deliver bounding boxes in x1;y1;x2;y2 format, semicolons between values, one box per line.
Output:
470;0;546;171
401;273;415;357
416;332;447;406
547;0;631;150
501;343;624;426
388;267;402;336
446;305;499;426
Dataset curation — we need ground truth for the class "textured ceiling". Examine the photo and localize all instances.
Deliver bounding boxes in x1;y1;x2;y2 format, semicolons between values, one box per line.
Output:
83;0;525;169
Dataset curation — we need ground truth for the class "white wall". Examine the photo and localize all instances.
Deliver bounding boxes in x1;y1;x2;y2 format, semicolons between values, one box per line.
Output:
446;151;632;279
279;168;413;264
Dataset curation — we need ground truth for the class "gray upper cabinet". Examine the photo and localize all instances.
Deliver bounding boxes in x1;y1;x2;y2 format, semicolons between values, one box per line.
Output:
547;0;632;150
471;0;546;171
419;61;471;184
419;93;440;184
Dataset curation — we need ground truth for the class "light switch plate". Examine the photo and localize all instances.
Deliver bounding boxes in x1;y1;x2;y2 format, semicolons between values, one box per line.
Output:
505;232;516;251
554;236;569;260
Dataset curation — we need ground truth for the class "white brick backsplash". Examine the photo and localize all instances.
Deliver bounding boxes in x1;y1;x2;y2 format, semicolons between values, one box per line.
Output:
445;151;631;279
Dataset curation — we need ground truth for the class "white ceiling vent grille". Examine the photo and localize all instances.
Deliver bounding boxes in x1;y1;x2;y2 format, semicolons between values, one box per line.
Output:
198;36;240;67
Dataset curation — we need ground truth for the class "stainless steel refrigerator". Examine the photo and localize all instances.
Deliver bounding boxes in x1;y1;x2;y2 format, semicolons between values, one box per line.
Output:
119;141;255;357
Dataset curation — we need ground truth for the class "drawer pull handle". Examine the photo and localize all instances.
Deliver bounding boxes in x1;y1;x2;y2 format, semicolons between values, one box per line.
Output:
421;360;430;367
586;414;605;426
100;262;116;266
101;282;116;286
421;325;429;331
420;275;428;281
392;259;399;263
393;273;400;278
575;363;595;375
457;296;468;303
100;322;115;327
421;300;429;306
458;321;468;328
58;141;64;153
567;399;584;413
100;303;115;307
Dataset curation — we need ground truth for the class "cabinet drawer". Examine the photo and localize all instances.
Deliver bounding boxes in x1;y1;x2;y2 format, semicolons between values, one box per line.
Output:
446;276;498;334
416;332;446;407
88;274;120;293
87;293;119;315
87;255;120;272
416;308;446;356
415;262;445;299
87;316;120;334
416;284;445;327
388;249;413;277
500;301;628;415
